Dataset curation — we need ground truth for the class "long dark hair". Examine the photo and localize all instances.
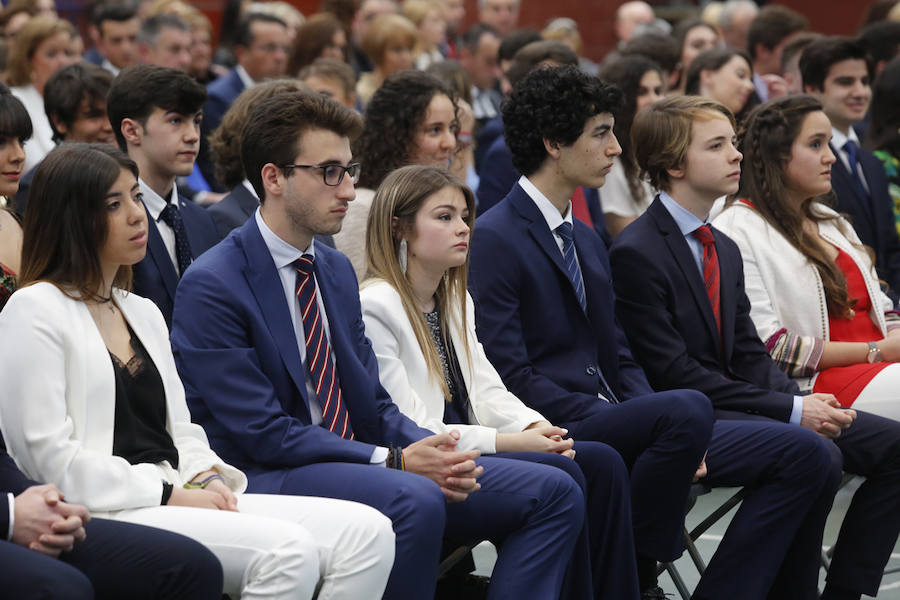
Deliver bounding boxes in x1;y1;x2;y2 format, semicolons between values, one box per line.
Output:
599;55;661;207
354;70;458;190
19;144;140;301
737;95;855;317
865;56;900;159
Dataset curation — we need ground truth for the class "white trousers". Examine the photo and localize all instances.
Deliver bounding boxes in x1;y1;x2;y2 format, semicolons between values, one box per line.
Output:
852;362;900;421
111;493;394;600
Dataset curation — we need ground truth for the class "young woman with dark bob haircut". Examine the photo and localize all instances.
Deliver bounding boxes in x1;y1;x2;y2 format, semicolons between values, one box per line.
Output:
715;95;900;421
0;143;396;599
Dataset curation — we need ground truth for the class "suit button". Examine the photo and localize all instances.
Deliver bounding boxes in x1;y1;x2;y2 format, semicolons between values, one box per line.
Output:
586;365;596;376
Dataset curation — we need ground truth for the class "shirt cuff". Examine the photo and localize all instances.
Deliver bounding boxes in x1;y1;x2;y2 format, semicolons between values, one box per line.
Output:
790;396;804;425
7;493;14;541
370;446;389;466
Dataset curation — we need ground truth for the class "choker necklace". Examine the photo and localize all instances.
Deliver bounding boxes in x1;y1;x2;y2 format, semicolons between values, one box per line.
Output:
96;293;116;313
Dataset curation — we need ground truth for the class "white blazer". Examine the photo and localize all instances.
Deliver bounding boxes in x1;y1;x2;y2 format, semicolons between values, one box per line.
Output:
360;280;546;453
0;282;246;515
713;201;893;391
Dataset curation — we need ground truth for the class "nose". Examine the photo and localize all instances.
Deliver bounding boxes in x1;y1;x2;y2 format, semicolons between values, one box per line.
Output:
824;144;836;165
185;121;200;142
9;139;25;164
608;131;623;157
129;196;147;224
336;171;356;201
441;129;456;151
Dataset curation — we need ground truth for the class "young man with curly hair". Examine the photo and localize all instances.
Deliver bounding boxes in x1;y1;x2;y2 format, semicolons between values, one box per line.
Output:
468;66;839;600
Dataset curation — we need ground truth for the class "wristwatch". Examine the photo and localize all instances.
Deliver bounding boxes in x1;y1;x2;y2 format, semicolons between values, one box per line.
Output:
866;342;883;364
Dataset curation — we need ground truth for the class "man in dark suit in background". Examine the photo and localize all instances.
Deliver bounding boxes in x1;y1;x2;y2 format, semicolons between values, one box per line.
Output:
0;433;223;599
199;13;291;191
613;94;900;600
802;36;900;303
108;65;221;327
469;66;839;600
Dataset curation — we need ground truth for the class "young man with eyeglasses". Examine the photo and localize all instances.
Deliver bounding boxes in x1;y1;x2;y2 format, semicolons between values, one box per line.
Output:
170;90;595;600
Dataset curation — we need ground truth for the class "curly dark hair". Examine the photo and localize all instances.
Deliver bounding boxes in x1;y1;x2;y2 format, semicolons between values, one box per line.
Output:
354;69;458;189
502;65;623;177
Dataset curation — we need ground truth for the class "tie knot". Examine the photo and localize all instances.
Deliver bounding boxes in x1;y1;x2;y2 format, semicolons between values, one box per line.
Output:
693;224;715;246
555;221;574;242
843;139;859;158
294;254;315;276
159;202;181;227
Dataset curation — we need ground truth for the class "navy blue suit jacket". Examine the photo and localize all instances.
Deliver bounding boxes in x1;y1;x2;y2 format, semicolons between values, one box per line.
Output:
468;182;653;426
198;68;245;191
132;194;221;328
609;197;798;421
830;142;900;303
170;217;432;493
476;135;611;246
0;432;39;536
207;184;259;239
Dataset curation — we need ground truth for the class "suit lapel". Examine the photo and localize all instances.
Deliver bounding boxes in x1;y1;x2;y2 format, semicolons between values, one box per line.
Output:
143;204;179;300
509;185;588;315
830;143;875;226
239;219;312;420
648;199;720;347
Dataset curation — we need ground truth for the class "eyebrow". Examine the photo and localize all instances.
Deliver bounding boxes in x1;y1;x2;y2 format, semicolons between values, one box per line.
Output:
591;124;612;134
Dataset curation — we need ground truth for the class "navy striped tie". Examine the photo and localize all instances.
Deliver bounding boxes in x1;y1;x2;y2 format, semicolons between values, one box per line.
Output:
556;222;587;313
294;255;354;439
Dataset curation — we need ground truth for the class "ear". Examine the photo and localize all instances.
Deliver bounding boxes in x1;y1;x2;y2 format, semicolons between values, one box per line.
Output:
390;215;402;239
753;42;770;64
120;117;142;147
666;161;686;182
543;137;562;159
88;24;100;46
803;82;819;95
234;45;246;64
699;68;712;91
49;114;68;138
260;163;284;199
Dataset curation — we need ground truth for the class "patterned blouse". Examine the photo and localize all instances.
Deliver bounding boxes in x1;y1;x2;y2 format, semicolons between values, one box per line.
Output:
0;262;16;312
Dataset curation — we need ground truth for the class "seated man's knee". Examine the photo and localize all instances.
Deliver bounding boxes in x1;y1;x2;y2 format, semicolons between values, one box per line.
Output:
657;389;715;443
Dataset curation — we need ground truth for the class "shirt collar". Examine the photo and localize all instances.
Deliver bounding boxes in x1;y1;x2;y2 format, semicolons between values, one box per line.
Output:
658;190;707;237
831;125;859;151
518;175;573;233
139;178;179;221
254;209;314;270
101;58;120;76
235;64;256;89
241;178;259;199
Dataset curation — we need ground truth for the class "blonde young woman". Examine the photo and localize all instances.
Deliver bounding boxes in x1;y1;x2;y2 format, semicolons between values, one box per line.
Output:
359;164;641;599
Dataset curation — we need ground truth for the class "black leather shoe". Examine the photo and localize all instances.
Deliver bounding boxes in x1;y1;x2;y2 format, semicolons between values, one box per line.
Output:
641;586;672;599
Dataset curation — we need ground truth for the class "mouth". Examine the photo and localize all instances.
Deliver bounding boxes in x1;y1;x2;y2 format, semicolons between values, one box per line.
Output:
821;170;831;177
2;171;20;181
727;171;741;179
178;151;197;159
130;231;147;244
454;242;469;250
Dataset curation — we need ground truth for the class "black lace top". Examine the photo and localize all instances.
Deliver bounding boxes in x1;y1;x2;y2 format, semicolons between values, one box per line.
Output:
110;326;179;468
0;262;15;312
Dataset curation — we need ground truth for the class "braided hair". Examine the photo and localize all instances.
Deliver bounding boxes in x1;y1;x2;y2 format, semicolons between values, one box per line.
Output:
737;95;856;317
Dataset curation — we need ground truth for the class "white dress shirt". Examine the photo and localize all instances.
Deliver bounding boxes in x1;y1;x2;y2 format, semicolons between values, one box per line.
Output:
831;126;870;194
235;64;256;89
254;210;387;463
139;179;184;274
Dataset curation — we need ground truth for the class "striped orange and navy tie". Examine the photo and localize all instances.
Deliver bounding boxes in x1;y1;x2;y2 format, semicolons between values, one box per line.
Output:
294;255;354;439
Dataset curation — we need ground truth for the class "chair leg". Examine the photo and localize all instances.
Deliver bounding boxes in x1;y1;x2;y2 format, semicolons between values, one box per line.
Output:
684;527;707;574
664;562;693;600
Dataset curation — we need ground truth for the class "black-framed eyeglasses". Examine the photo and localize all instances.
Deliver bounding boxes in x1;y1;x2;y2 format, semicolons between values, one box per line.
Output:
281;162;361;186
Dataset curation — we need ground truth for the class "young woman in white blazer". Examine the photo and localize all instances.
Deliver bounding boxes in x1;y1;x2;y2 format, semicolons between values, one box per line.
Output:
359;164;643;599
714;94;900;420
0;144;395;600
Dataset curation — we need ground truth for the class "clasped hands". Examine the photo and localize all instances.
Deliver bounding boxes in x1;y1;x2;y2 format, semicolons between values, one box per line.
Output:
13;484;90;557
801;393;856;438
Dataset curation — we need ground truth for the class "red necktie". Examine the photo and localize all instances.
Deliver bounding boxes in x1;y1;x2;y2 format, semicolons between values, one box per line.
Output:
295;255;354;439
692;225;721;335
